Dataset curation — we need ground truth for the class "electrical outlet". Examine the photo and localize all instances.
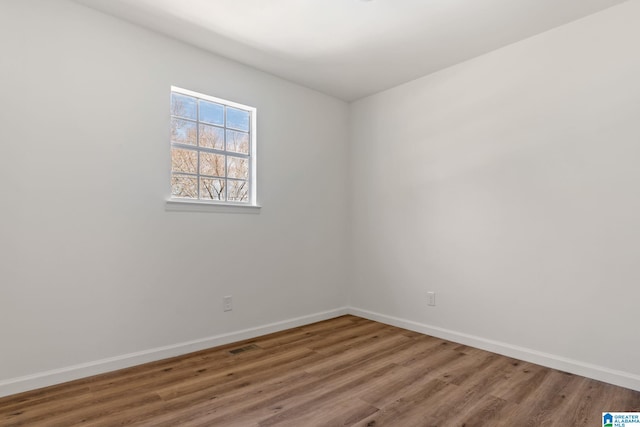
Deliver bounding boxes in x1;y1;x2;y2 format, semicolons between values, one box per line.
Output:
223;295;233;312
427;292;436;306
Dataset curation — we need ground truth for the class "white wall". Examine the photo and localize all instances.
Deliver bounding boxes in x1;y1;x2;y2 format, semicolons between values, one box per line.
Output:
0;0;349;394
350;0;640;387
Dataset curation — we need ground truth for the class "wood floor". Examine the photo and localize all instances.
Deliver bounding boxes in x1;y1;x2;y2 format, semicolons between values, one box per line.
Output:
1;316;639;426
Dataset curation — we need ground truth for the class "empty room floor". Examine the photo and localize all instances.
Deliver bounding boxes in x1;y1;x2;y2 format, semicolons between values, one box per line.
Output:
1;315;639;426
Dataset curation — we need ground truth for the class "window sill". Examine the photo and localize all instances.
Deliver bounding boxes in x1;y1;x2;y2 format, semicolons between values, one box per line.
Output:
165;199;261;214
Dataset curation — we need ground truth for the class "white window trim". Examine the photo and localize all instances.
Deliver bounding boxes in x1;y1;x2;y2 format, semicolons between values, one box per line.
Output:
165;199;261;214
166;86;259;211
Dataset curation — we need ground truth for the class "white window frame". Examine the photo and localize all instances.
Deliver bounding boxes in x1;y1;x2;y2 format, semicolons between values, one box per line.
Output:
166;86;259;212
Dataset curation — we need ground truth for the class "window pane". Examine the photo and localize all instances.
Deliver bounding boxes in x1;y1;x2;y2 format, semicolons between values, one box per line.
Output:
171;93;197;120
200;152;225;177
226;130;249;154
199;100;224;126
226;107;250;131
171;175;197;199
171;118;197;146
171;148;198;174
200;178;225;201
228;180;249;202
199;124;224;150
227;156;249;180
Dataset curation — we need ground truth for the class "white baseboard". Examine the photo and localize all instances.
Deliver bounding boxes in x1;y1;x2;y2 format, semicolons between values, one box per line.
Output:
348;306;640;392
3;306;638;398
0;307;349;398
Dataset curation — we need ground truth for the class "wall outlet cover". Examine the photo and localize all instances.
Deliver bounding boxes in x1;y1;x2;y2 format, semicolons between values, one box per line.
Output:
223;295;233;312
427;292;436;306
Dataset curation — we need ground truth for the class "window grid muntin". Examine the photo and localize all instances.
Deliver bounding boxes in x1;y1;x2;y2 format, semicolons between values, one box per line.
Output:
171;88;253;204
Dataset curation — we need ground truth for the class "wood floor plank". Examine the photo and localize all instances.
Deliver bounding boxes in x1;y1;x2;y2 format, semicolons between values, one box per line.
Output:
493;370;579;427
92;370;318;427
1;315;639;426
427;357;519;423
186;358;403;426
353;378;451;427
94;357;325;426
304;399;379;427
489;361;551;404
303;333;413;377
438;393;510;427
256;364;403;427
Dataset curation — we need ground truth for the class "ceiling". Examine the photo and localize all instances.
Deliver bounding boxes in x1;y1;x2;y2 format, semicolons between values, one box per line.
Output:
75;0;628;101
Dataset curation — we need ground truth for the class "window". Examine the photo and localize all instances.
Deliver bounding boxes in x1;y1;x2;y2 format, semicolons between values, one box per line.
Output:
170;86;257;206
